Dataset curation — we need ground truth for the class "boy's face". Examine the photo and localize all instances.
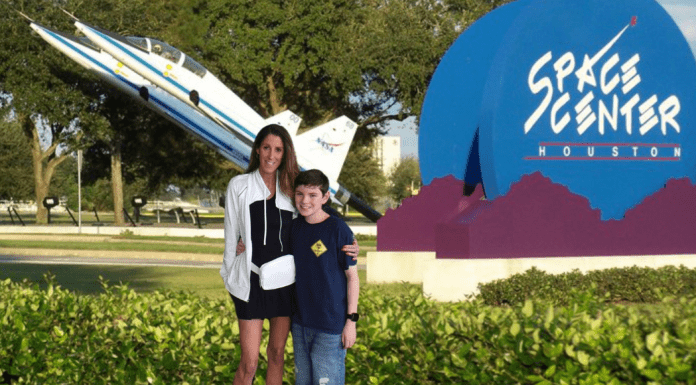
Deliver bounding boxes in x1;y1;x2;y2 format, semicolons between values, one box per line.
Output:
295;185;330;219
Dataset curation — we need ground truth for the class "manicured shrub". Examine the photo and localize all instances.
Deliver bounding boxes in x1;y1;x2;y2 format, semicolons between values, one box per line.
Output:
478;265;696;306
1;276;242;384
3;273;696;383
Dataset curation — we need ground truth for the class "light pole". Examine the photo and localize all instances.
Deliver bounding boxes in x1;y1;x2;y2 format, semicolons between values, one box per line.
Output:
78;150;82;233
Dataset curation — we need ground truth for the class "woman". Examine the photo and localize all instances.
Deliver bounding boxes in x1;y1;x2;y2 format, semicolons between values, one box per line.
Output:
221;124;358;385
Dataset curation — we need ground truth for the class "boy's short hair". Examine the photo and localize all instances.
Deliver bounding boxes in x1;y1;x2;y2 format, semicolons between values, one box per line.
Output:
294;169;329;195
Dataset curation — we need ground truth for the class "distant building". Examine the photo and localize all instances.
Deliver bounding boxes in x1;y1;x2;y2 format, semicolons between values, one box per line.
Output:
374;136;401;175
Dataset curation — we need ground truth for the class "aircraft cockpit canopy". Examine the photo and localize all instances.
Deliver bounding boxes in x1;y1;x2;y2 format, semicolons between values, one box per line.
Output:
126;37;149;52
149;39;182;64
125;36;206;78
78;37;101;52
182;56;207;78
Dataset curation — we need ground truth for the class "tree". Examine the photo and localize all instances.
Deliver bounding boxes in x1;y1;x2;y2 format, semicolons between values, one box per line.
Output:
175;0;366;129
76;99;237;205
172;0;489;141
164;0;446;210
0;117;33;200
338;143;387;209
170;0;510;202
388;156;421;204
0;2;96;223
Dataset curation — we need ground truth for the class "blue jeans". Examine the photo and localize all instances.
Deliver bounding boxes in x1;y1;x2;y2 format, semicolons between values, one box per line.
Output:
292;322;346;385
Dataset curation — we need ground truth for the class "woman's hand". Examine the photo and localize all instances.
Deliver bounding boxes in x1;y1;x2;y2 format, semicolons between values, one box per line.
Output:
342;238;360;261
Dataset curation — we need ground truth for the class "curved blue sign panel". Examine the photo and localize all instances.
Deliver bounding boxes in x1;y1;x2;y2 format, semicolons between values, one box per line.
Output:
419;0;529;186
421;0;696;220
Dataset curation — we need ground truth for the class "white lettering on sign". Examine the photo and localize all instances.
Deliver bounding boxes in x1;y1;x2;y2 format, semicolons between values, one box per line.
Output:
528;143;681;161
524;22;681;136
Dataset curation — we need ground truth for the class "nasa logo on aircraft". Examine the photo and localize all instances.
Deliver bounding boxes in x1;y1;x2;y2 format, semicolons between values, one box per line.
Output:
314;121;355;153
420;0;696;219
316;136;337;153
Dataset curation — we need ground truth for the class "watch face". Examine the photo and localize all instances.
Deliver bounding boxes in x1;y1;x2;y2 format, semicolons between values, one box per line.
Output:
347;313;359;321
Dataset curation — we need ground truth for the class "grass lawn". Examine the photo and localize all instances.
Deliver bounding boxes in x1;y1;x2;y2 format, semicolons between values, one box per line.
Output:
1;264;228;300
116;233;224;243
1;233;375;256
0;239;224;254
0;264;417;301
0;233;398;299
0;210;226;225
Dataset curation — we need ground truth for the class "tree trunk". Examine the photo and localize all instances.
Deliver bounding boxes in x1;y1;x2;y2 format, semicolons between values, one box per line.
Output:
30;124;48;224
24;116;66;224
266;74;285;115
111;146;125;225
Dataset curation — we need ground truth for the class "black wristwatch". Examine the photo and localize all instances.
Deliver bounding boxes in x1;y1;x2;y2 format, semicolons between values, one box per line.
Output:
346;313;360;322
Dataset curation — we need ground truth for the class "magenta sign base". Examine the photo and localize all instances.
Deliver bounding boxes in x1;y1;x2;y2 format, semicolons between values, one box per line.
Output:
378;173;696;259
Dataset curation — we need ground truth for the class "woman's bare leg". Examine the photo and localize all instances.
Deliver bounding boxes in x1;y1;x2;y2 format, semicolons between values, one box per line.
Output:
233;319;263;385
266;316;292;385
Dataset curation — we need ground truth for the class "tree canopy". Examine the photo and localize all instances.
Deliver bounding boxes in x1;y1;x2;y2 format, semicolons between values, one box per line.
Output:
0;1;96;222
338;143;387;207
0;118;33;201
172;0;509;141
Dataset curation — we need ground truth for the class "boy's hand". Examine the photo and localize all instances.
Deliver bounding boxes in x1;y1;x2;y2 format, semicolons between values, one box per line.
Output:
236;238;245;256
342;320;357;349
342;238;360;261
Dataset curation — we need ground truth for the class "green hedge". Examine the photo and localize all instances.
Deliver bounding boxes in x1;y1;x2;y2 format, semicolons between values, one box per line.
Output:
3;275;696;384
478;265;696;306
1;277;242;384
355;234;376;242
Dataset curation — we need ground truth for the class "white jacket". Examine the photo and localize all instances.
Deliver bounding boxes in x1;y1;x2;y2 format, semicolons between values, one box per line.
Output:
220;170;296;301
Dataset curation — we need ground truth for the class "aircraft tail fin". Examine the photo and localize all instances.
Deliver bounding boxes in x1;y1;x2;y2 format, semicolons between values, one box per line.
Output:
265;110;302;136
294;116;358;188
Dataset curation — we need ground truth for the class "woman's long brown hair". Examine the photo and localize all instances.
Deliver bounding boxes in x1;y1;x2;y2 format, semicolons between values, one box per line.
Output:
246;124;300;197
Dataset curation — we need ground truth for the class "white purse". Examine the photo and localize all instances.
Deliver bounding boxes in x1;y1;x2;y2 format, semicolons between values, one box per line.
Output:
251;254;296;290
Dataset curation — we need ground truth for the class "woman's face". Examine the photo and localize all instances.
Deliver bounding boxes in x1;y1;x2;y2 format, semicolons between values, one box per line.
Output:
256;134;285;176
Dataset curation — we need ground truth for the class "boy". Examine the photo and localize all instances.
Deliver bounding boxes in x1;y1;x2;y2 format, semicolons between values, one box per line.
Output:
290;169;360;385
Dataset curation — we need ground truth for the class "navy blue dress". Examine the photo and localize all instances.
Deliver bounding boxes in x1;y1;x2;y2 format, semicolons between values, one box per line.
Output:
232;195;295;320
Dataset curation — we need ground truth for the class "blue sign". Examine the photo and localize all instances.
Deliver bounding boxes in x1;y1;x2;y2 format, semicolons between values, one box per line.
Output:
420;0;696;219
419;0;529;188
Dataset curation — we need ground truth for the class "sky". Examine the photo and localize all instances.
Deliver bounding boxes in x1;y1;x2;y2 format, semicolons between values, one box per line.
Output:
386;0;696;160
